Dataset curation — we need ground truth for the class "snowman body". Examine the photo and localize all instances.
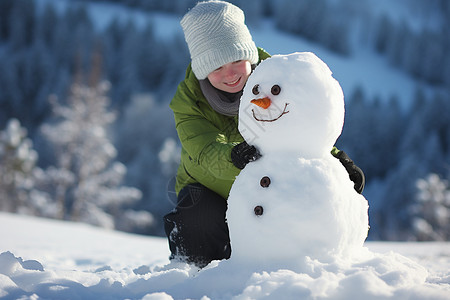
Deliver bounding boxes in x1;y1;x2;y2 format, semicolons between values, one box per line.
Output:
227;52;369;268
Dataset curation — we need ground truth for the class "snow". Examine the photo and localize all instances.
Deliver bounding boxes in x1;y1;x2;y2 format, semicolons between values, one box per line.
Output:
1;212;449;299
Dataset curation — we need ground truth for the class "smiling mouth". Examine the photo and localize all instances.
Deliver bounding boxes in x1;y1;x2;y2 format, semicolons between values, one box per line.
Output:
252;103;290;122
225;77;241;87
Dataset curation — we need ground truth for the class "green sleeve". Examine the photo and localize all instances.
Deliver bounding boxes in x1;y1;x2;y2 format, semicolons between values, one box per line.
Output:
199;136;241;180
331;146;341;156
175;111;241;180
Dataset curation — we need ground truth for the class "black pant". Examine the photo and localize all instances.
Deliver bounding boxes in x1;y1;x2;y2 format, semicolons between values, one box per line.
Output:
163;184;231;268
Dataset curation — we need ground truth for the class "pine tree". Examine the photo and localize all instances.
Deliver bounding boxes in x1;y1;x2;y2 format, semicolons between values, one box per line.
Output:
114;93;179;235
0;119;38;213
409;173;450;241
35;2;58;48
40;80;148;230
8;0;35;51
374;14;393;54
0;0;14;42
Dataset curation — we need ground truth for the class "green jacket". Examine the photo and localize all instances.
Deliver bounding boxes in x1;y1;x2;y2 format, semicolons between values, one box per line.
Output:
170;48;271;199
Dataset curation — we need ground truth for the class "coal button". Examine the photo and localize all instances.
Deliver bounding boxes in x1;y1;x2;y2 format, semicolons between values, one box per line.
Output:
254;205;264;216
260;176;271;188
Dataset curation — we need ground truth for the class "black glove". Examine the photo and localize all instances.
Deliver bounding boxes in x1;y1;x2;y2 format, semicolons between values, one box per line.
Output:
231;141;261;169
333;150;365;194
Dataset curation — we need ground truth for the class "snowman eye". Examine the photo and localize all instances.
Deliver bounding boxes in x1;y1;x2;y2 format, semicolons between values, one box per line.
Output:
252;84;260;95
271;85;281;95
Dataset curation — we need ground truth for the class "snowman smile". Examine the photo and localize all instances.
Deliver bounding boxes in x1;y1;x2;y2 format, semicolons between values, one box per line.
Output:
252;103;290;122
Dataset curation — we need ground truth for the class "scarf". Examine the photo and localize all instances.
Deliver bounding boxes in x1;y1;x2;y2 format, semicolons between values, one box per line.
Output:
199;79;242;117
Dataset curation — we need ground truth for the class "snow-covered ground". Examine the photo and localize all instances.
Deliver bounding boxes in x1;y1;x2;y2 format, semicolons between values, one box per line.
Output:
1;212;449;299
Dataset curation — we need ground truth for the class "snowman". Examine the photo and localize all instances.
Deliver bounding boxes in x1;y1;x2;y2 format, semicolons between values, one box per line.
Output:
227;52;369;270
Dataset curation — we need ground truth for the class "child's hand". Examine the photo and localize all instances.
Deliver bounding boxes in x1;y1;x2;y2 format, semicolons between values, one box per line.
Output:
231;141;262;169
333;150;365;194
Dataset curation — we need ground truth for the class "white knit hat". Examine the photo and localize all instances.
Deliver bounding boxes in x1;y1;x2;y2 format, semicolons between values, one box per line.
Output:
180;0;259;80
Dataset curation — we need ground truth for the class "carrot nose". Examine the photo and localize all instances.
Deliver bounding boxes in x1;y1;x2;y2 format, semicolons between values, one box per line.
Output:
251;97;271;109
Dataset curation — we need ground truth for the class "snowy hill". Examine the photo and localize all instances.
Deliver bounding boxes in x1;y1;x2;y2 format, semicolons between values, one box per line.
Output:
250;21;418;111
1;212;449;299
22;0;450;241
35;0;425;110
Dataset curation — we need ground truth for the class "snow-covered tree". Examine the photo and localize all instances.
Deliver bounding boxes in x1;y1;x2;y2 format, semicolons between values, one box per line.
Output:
114;93;179;235
0;119;37;213
409;173;450;241
40;81;152;231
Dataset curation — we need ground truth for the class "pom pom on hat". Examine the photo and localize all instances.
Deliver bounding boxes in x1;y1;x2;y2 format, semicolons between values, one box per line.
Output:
181;0;259;80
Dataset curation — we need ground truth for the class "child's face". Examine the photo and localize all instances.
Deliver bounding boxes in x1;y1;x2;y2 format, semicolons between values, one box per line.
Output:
207;60;252;93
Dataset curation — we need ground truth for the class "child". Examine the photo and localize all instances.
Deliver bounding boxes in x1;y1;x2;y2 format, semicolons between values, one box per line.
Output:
164;0;364;268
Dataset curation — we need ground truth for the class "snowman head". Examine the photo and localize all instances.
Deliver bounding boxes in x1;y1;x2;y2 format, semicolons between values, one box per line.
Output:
238;52;345;158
